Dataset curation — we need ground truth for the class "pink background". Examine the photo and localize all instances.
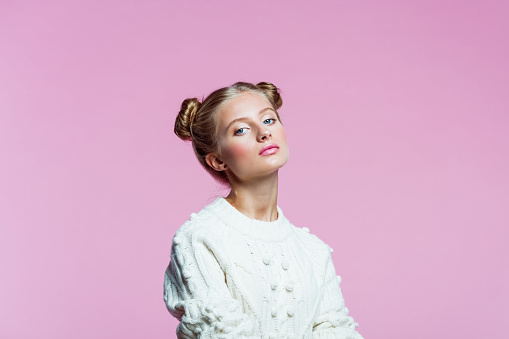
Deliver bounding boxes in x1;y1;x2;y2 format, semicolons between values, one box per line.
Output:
1;1;508;338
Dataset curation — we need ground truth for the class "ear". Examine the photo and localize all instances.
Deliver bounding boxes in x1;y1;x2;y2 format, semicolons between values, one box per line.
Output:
205;152;228;172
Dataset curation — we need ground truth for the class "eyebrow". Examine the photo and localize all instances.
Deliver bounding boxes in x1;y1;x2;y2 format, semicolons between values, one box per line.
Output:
225;107;276;131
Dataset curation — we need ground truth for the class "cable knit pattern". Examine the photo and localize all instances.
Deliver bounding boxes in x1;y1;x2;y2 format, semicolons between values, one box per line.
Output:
164;197;364;339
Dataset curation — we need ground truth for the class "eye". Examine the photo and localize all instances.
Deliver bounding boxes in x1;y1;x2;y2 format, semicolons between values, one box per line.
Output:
264;118;276;125
234;127;248;136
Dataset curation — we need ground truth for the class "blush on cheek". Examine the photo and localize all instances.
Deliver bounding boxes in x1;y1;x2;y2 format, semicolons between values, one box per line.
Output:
229;144;250;159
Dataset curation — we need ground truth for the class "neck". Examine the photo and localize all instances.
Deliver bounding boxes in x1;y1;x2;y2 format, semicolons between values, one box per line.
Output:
225;171;279;222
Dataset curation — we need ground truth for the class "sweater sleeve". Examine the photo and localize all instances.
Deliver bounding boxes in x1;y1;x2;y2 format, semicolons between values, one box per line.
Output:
163;226;257;338
312;252;364;339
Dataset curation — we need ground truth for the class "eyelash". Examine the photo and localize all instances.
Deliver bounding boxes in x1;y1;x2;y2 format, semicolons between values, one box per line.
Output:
234;118;277;136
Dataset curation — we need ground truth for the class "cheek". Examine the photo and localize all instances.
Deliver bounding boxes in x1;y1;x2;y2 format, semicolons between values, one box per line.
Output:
223;143;251;163
277;126;288;143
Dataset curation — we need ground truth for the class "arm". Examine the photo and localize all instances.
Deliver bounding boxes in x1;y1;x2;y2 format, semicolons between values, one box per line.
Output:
312;252;364;339
163;229;256;338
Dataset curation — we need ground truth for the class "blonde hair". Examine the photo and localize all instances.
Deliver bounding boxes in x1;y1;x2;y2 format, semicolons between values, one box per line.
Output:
174;81;283;186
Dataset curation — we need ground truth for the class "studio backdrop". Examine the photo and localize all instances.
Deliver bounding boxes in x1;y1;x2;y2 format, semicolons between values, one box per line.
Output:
1;1;508;338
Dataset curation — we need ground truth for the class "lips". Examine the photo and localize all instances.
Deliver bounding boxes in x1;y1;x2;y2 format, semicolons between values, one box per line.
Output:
259;144;279;155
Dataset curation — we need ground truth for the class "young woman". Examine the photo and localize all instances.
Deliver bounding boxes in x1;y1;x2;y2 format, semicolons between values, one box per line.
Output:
164;82;364;338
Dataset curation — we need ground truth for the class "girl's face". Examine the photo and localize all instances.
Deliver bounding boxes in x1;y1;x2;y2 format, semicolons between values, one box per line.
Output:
211;91;289;182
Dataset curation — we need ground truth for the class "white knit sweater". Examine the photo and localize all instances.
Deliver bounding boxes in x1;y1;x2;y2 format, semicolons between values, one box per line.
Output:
164;197;364;339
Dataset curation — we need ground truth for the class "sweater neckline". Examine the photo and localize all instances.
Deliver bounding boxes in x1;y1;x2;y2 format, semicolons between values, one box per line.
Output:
204;196;293;242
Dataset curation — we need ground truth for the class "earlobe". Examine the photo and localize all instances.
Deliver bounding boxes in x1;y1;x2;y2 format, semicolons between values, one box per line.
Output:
206;153;227;172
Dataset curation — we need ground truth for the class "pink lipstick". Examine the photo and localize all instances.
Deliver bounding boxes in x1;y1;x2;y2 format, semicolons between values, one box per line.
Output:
259;144;279;156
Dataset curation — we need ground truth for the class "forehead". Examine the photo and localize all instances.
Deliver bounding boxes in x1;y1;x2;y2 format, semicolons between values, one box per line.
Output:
218;92;272;120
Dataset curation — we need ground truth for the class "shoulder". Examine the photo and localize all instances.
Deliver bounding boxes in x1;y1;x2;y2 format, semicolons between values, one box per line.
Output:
172;204;227;247
290;224;332;253
288;224;333;277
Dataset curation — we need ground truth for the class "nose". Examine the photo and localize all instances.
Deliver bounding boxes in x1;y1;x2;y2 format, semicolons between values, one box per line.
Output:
258;127;271;142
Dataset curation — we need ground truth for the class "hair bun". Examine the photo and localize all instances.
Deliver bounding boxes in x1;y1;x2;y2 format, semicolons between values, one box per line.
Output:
256;82;282;109
174;98;201;141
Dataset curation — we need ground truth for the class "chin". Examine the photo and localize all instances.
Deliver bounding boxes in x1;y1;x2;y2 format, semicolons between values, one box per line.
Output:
279;150;290;167
272;158;289;172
